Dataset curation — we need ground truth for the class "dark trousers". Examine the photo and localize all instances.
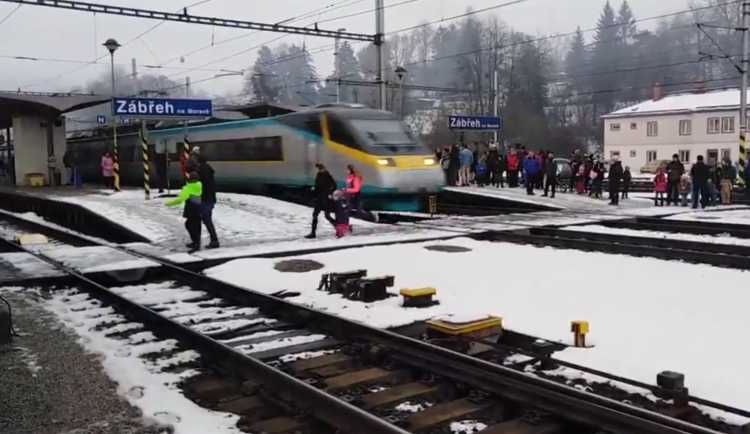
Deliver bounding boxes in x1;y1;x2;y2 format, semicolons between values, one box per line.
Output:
609;181;620;204
489;169;503;187
526;175;536;194
508;170;519;187
201;201;218;242
692;183;709;209
621;184;629;199
544;178;556;197
184;217;201;244
666;180;679;204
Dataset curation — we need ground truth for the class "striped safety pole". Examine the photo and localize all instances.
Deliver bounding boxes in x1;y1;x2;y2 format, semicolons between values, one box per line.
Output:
183;136;190;179
141;128;150;199
113;123;120;192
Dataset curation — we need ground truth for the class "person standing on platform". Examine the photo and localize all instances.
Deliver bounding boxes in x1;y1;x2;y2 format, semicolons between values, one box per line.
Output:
523;151;540;195
165;171;203;251
63;149;73;185
101;152;114;189
189;149;220;249
305;163;337;239
542;151;557;198
607;156;624;205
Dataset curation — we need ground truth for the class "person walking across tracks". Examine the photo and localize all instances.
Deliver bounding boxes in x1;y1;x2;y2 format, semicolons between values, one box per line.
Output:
165;171;203;252
189;149;220;249
305;163;337;239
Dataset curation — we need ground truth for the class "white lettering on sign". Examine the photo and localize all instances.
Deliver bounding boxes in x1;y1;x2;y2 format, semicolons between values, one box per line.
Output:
449;116;500;130
114;99;212;117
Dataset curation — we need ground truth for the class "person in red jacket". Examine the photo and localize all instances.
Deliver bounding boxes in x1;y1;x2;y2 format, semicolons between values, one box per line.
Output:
653;167;668;206
506;148;520;187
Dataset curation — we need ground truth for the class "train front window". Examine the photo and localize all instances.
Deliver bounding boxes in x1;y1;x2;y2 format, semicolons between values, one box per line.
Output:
349;119;416;146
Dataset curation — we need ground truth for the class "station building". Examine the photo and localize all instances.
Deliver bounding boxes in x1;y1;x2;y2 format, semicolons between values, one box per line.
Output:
602;85;748;172
0;92;110;186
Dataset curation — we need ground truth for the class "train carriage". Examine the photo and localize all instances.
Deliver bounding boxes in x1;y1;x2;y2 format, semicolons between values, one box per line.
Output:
69;106;444;211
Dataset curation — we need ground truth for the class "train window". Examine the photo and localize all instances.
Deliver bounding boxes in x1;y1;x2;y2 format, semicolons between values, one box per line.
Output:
349;118;416;145
305;117;322;137
195;137;283;162
328;116;360;149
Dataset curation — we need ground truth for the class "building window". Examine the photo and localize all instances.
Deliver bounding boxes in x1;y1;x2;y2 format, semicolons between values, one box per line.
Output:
610;151;620;158
707;149;718;163
646;150;658;162
722;148;732;161
679;120;691;135
722;116;735;133
630;150;636;157
708;117;720;134
678;150;690;163
647;121;658;136
630;123;637;130
609;123;620;131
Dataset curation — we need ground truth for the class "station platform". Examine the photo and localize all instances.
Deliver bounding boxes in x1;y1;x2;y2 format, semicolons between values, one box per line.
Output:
444;186;656;212
0;186;464;269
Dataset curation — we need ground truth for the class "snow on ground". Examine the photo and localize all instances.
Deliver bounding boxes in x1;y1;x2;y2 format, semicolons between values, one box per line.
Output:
665;208;750;226
42;288;244;434
205;237;750;410
53;190;384;244
561;224;750;247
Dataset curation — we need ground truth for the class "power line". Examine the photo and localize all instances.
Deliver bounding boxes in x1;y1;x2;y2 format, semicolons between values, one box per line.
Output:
0;0;374;40
18;0;222;90
0;53;243;74
158;0;426;83
0;3;20;28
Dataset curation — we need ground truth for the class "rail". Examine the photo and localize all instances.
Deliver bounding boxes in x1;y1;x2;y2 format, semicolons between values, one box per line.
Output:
0;212;734;434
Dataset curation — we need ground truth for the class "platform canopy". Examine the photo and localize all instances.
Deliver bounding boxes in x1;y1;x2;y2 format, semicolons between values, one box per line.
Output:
0;91;111;129
221;101;301;119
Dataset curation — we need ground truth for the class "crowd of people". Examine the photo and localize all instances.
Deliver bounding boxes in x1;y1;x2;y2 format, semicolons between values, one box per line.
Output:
438;143;745;208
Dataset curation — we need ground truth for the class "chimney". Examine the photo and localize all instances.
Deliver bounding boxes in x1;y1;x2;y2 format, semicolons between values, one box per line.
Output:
692;81;707;94
652;83;662;101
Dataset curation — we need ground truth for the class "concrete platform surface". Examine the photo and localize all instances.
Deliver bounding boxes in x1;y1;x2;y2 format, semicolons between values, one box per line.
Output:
0;287;167;434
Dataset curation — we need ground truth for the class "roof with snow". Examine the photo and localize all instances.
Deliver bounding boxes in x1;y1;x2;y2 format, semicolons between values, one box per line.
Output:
603;87;746;118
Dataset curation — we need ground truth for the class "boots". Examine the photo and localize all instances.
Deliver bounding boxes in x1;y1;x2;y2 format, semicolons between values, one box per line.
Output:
305;219;318;239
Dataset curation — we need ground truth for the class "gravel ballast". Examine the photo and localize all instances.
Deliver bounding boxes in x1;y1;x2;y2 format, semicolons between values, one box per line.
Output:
0;288;167;434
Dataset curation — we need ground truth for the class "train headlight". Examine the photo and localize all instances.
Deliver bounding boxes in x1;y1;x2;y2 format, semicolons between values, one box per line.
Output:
423;158;435;165
376;158;395;166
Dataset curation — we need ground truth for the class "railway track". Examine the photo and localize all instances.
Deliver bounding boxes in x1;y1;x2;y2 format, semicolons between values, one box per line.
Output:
0;216;738;434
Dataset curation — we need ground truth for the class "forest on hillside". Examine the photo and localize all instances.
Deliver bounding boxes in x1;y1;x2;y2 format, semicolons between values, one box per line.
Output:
76;0;744;154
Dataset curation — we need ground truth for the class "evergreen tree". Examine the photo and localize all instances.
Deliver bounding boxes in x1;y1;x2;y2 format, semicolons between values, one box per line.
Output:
246;46;279;102
590;0;619;139
275;44;318;105
617;1;638;102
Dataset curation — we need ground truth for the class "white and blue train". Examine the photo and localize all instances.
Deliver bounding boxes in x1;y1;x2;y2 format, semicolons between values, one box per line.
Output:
68;105;444;211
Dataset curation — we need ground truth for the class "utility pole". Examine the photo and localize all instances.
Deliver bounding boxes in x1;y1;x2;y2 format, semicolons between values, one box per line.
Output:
183;77;191;181
133;58;150;199
493;69;499;145
334;30;343;103
740;1;750;185
375;0;387;110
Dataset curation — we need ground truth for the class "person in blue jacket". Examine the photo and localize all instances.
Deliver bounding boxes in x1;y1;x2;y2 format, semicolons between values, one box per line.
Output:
523;151;540;195
458;145;474;186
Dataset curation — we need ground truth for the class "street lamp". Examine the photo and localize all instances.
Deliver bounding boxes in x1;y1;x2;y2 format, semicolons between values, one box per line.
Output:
103;38;121;192
395;66;408;118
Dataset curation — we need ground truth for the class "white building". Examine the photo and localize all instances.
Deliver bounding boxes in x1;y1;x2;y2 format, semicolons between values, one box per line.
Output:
602;85;747;171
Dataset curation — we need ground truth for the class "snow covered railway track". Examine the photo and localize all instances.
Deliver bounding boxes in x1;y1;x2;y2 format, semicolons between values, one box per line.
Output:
2;237;729;434
474;227;750;270
0;214;94;249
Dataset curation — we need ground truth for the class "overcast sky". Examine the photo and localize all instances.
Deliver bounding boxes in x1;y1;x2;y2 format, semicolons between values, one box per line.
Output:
0;0;687;98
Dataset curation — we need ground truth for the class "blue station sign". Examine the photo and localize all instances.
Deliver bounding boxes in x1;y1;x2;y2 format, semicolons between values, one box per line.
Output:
112;97;213;118
448;115;502;131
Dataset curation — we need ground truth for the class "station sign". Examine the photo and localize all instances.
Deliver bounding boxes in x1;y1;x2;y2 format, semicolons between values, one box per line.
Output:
448;115;502;131
96;115;106;124
112;97;213;119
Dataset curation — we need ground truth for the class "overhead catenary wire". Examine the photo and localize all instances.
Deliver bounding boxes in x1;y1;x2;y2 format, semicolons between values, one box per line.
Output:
18;0;221;90
0;3;21;28
166;0;738;96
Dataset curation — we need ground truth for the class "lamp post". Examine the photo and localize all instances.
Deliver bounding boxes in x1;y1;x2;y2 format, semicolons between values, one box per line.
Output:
395;66;408;118
103;38;121;192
